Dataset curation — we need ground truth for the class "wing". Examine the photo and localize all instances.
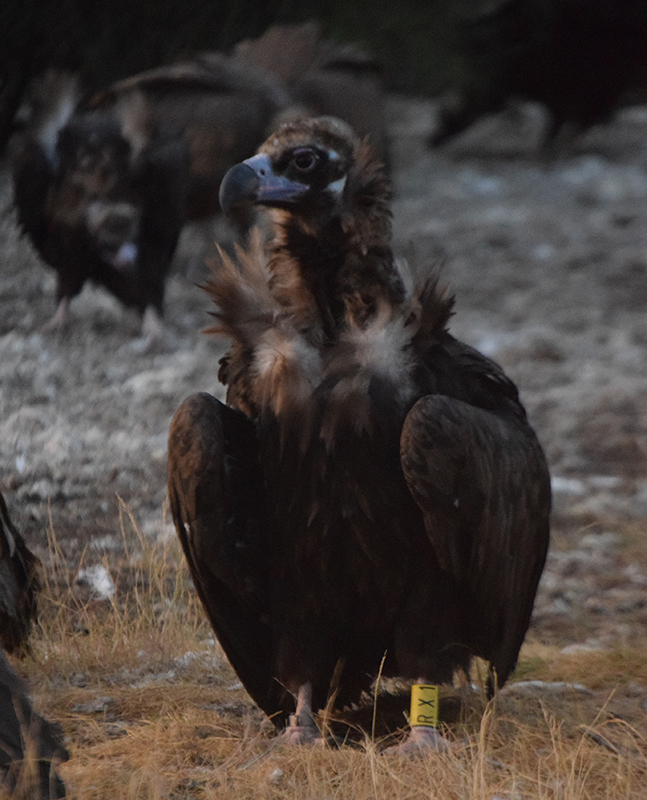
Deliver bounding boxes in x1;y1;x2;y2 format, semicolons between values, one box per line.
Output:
400;392;550;691
99;57;272;98
167;392;292;725
0;492;40;654
0;650;68;798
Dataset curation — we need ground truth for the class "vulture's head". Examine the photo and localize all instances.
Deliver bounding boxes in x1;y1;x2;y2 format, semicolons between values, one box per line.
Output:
219;116;383;230
51;112;143;270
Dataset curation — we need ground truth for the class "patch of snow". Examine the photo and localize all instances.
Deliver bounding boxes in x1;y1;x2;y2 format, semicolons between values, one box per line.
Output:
76;565;116;599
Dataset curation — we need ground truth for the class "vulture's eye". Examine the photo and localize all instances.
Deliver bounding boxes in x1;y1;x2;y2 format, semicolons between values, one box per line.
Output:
291;148;318;173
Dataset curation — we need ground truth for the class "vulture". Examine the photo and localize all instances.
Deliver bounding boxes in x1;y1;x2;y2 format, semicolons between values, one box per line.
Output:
0;492;68;798
11;70;190;341
167;116;551;750
430;0;647;150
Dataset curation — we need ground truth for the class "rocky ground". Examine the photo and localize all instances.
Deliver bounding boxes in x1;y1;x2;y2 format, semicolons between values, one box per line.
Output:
1;96;647;656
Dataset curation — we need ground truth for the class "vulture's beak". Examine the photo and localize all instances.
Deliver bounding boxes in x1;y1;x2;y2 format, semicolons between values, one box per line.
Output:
219;153;309;217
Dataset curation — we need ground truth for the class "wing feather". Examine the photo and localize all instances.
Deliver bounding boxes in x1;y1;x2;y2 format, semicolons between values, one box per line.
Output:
167;392;292;724
401;393;550;687
0;492;40;654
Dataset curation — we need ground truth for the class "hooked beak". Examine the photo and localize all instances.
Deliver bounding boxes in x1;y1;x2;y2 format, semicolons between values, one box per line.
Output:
219;153;309;218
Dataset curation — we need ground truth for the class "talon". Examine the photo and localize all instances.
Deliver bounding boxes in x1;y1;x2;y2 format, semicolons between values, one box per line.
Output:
383;726;453;756
42;298;70;332
280;713;322;745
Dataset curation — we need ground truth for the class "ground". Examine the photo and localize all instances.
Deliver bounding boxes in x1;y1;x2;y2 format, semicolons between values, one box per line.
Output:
1;97;647;796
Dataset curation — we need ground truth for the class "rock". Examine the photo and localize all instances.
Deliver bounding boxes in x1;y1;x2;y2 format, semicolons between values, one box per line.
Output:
75;565;116;599
268;768;284;786
504;681;593;697
72;696;114;714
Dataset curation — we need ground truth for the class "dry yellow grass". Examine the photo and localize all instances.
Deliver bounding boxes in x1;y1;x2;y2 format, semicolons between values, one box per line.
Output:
6;510;647;799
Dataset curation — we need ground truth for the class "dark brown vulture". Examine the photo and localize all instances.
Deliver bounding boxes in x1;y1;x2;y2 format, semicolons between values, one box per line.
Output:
167;117;550;751
0;492;68;798
430;0;647;151
91;54;290;224
11;70;190;342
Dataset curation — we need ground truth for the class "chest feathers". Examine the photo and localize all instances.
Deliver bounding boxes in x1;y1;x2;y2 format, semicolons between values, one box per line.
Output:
208;231;452;456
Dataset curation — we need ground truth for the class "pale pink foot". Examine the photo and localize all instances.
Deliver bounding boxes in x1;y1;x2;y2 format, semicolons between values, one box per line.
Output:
279;714;323;745
384;726;453;756
130;306;164;352
42;297;70;332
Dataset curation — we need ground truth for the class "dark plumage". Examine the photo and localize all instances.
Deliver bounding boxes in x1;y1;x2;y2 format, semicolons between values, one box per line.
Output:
430;0;647;150
0;491;39;656
234;22;389;167
168;117;550;747
11;70;189;339
92;54;289;223
13;33;386;337
0;651;68;799
0;493;68;797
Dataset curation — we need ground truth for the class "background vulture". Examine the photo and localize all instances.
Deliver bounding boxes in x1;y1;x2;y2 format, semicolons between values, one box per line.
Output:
167;117;551;750
0;492;68;798
11;24;387;341
430;0;647;150
10;70;189;344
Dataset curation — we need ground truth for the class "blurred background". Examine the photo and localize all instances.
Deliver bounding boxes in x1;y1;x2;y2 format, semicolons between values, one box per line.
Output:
5;0;647;155
0;0;455;154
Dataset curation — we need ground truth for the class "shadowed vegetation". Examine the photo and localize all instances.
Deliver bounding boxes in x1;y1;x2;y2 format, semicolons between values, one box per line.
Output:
4;509;646;799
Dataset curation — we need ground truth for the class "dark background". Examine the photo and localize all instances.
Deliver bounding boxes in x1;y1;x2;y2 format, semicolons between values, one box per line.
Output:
3;1;647;156
0;0;458;155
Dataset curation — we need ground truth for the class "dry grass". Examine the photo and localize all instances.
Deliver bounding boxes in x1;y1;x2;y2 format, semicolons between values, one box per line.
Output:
6;510;647;799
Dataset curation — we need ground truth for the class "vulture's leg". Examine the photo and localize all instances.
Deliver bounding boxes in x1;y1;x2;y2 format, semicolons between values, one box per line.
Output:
129;306;164;353
168;393;292;726
280;682;321;745
384;682;451;755
41;297;70;332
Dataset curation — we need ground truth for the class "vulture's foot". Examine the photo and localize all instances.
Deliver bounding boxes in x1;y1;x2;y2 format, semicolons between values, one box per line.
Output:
130;307;164;353
42;298;70;332
279;714;323;746
383;726;452;756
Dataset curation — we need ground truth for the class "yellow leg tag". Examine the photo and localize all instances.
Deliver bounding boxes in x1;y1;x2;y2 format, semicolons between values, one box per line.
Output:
410;684;439;728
